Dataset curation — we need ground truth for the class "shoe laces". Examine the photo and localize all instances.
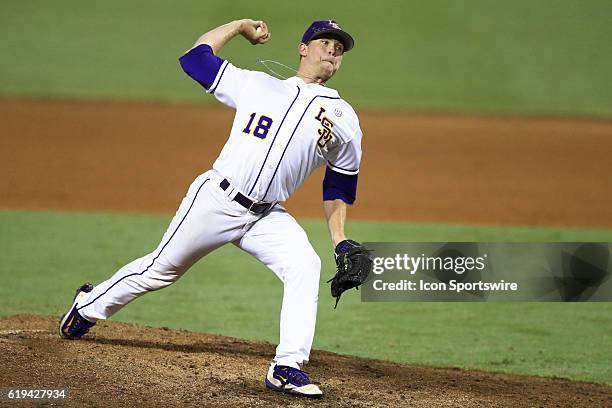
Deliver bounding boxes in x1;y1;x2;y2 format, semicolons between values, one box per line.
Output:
274;365;312;387
64;309;94;338
73;315;94;336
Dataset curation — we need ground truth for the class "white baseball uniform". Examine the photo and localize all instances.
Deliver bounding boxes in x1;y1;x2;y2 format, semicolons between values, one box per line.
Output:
75;44;363;369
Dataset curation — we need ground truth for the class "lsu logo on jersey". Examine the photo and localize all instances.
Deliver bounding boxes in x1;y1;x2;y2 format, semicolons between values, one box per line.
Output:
314;107;334;148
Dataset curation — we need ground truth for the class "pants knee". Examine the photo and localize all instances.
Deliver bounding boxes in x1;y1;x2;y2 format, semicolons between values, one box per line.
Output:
294;250;321;290
140;263;184;291
309;253;322;281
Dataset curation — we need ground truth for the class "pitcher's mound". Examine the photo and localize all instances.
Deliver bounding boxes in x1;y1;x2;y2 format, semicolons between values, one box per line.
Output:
1;315;609;407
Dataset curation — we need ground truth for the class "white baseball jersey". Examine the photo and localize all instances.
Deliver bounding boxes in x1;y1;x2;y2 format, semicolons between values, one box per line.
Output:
209;60;363;203
72;45;364;372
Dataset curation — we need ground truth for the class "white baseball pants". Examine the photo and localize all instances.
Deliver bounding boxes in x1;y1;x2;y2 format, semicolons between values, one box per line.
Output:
75;169;321;369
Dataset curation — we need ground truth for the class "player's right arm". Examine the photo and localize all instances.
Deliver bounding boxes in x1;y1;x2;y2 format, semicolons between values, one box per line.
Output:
188;19;270;55
179;19;270;106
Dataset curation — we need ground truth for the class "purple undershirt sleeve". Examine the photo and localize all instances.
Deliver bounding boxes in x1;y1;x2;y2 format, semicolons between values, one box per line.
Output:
323;166;358;205
179;44;225;90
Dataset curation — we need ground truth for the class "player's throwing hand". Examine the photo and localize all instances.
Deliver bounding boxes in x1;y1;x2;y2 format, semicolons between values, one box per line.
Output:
240;19;270;45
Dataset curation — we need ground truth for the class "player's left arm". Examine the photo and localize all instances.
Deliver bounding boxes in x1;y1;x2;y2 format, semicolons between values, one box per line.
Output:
324;198;348;247
323;168;372;308
322;117;362;249
323;166;357;248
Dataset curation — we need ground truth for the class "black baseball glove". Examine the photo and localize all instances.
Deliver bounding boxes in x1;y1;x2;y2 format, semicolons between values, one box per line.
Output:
327;239;373;308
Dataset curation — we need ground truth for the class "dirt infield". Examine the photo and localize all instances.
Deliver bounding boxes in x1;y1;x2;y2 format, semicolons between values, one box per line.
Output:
1;98;611;227
1;315;610;407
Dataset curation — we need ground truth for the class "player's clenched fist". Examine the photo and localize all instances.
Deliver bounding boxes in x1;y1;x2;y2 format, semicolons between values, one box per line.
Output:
239;19;271;45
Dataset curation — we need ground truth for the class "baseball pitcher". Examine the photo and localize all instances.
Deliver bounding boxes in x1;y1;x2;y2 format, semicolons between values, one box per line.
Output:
59;19;371;398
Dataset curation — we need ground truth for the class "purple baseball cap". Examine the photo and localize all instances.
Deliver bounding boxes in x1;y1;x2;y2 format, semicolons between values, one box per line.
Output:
301;20;355;52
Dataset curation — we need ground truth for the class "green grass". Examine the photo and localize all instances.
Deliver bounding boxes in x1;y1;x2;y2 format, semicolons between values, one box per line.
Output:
1;210;611;384
1;0;611;116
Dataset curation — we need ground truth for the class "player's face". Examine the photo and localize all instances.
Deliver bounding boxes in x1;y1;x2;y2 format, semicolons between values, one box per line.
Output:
300;37;344;81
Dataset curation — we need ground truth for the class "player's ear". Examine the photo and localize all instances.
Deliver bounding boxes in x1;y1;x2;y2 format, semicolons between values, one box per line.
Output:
298;42;308;58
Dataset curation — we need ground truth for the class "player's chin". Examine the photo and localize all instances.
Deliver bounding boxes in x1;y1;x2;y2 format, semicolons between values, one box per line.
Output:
318;72;334;84
320;65;337;81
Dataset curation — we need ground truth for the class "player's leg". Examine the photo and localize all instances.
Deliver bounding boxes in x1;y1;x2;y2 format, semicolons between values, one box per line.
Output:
237;207;321;369
71;172;245;323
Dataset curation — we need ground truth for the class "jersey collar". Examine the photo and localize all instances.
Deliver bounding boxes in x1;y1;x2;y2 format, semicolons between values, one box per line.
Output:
286;76;340;97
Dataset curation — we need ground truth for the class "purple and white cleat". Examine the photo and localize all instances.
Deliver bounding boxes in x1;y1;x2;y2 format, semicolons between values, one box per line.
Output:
59;283;96;339
265;361;323;398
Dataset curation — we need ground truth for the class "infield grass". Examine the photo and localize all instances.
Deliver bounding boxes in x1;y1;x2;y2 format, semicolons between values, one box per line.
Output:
1;210;611;384
1;0;611;117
